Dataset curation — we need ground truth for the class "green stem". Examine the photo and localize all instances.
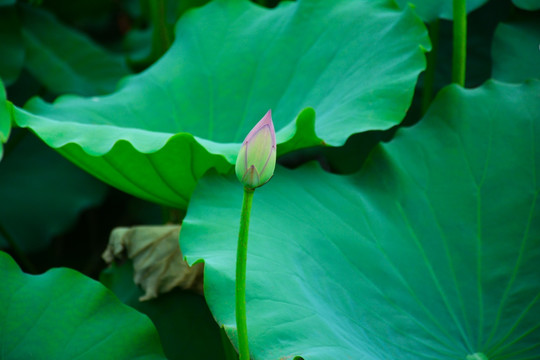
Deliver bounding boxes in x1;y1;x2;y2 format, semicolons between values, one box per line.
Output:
421;19;439;115
236;187;254;360
452;0;467;86
149;0;172;61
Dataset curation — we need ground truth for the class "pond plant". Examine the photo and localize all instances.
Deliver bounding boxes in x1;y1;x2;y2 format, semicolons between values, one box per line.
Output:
234;110;276;360
0;0;539;359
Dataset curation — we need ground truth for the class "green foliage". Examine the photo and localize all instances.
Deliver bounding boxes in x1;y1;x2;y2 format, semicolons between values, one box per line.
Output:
19;5;130;96
13;0;429;209
0;251;166;360
100;260;226;360
0;81;10;160
175;0;211;18
0;130;108;252
394;0;488;21
0;7;24;86
0;4;129;95
0;0;539;359
492;20;540;82
512;0;540;10
181;81;540;359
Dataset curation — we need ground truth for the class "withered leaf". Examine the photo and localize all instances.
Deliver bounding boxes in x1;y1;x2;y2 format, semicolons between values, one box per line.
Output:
102;225;203;301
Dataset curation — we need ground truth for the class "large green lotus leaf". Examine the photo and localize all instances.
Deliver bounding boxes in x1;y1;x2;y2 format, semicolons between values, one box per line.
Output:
20;5;130;96
0;6;24;86
512;0;540;10
101;260;226;360
181;80;540;359
0;130;108;252
307;0;514;174
492;20;540;82
0;81;10;161
14;0;429;209
394;0;487;22
0;251;166;360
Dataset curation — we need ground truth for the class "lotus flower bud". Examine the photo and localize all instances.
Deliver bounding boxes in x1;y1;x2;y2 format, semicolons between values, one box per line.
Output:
235;110;276;189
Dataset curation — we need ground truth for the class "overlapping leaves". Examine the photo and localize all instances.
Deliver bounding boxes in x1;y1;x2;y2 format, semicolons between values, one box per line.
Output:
0;4;129;95
101;260;225;360
181;81;540;359
13;0;429;209
20;5;130;96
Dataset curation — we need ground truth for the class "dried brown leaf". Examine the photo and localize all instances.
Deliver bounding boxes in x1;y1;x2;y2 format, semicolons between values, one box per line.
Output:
102;225;203;301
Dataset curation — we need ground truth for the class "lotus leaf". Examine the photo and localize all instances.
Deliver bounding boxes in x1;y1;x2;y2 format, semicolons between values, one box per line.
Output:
181;80;540;359
492;20;540;82
0;251;166;360
13;0;429;209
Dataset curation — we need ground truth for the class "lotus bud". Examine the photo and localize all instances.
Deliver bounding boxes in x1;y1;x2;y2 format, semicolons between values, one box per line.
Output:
235;110;276;189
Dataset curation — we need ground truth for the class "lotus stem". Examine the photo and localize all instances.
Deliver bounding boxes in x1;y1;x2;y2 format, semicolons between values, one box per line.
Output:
452;0;467;86
149;0;172;60
236;186;255;360
422;19;440;115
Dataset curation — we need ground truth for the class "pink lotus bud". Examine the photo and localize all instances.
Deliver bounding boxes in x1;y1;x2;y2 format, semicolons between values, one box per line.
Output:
235;110;276;189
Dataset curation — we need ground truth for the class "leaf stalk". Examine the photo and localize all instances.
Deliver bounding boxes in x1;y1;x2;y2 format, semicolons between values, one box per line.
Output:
452;0;467;86
421;19;440;115
149;0;172;61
